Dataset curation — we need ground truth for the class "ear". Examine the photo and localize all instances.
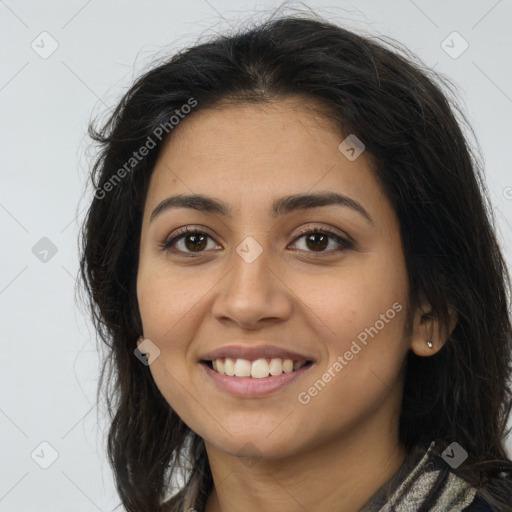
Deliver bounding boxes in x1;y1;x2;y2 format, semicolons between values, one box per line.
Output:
409;296;458;357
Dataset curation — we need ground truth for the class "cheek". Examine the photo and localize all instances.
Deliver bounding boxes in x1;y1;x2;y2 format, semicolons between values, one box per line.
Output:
291;250;408;343
136;265;208;428
293;291;408;443
136;261;212;345
136;262;219;412
291;252;409;397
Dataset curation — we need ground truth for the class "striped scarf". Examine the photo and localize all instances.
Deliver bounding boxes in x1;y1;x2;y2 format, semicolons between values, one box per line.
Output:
364;441;477;512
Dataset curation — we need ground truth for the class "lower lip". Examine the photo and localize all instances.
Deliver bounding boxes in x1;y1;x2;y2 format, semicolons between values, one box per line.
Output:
201;362;313;397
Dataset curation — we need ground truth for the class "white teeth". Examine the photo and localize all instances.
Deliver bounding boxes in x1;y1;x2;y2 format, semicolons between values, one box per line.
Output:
224;358;235;376
269;358;283;375
234;359;251;377
282;359;293;373
210;357;308;378
251;358;270;379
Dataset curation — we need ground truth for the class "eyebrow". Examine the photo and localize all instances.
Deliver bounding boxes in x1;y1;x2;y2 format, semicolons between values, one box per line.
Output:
150;192;374;225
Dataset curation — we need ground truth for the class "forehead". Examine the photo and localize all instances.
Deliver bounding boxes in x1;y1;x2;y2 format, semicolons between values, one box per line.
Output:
145;98;389;224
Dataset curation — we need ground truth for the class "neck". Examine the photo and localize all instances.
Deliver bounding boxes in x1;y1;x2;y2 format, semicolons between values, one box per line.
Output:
203;413;407;512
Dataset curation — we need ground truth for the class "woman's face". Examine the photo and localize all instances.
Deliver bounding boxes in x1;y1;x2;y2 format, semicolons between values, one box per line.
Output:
137;97;428;461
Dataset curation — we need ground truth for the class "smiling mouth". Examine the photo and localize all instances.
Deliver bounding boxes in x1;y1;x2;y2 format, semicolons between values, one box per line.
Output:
202;358;314;379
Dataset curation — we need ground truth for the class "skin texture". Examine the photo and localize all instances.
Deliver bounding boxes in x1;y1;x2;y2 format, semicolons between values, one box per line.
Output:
136;97;449;512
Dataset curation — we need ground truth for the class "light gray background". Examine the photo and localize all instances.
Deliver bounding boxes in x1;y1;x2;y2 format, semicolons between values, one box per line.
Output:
1;0;511;510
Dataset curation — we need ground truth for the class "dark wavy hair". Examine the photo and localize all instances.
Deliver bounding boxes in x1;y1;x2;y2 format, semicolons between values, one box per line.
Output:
78;9;512;512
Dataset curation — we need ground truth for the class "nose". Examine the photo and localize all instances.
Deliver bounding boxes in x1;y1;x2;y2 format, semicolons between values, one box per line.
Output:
211;242;293;329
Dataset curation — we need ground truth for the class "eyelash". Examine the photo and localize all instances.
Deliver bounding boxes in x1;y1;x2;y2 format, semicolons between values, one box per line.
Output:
160;226;353;256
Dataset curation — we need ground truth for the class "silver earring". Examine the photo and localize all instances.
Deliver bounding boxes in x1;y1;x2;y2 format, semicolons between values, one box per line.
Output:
426;339;433;348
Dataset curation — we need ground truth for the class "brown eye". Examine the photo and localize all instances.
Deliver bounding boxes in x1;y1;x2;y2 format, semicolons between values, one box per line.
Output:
290;227;352;253
161;228;219;254
304;232;329;251
182;232;208;252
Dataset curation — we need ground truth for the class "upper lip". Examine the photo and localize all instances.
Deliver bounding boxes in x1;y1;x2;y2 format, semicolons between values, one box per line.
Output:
199;344;314;362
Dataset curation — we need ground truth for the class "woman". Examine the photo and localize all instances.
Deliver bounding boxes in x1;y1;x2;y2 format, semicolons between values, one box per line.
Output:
79;11;512;512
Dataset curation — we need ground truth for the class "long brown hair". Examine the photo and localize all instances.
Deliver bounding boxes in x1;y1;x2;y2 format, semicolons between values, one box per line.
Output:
79;9;512;512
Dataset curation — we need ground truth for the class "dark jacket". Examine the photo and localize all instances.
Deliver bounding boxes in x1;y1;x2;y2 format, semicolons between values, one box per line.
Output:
463;477;512;511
